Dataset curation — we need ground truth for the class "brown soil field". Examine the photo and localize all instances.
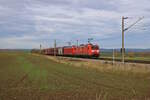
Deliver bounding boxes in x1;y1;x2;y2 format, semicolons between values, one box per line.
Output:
0;52;150;100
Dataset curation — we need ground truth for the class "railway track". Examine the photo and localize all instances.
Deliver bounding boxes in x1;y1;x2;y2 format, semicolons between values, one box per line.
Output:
34;52;150;64
57;56;150;64
92;57;150;64
98;58;150;64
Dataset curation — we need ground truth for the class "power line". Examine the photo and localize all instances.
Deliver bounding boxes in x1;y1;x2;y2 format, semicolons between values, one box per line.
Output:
121;16;144;64
124;16;144;31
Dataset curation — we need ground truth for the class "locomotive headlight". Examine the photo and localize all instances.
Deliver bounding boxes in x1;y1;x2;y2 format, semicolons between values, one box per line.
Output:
92;50;95;52
92;50;99;52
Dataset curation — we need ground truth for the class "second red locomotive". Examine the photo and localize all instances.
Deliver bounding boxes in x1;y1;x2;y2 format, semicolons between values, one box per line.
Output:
42;43;100;57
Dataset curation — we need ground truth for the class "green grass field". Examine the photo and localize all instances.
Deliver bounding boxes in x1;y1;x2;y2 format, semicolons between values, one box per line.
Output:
0;52;150;100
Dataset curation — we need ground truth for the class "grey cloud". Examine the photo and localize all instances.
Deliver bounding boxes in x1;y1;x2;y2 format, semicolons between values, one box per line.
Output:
0;0;150;49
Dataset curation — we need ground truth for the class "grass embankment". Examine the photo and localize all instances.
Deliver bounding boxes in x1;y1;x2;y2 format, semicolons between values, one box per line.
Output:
0;52;150;100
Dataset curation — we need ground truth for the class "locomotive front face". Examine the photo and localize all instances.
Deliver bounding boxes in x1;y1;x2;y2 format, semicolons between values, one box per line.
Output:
91;45;100;57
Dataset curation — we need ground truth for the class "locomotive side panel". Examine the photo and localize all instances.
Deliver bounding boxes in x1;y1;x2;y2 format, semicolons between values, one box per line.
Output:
63;47;73;56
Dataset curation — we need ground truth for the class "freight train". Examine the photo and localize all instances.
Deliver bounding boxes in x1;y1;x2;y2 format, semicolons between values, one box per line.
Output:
41;43;100;57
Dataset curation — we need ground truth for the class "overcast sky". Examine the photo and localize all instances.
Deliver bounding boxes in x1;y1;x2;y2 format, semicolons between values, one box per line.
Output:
0;0;150;49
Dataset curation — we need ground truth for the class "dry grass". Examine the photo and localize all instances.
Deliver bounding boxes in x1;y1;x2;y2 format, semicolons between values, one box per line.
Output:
43;55;150;75
1;52;150;100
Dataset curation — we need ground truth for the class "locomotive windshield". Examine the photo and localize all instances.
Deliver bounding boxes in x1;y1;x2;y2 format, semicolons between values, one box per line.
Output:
92;46;99;50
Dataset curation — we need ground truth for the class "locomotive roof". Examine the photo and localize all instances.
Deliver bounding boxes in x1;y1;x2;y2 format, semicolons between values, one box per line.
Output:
63;46;72;48
42;43;99;50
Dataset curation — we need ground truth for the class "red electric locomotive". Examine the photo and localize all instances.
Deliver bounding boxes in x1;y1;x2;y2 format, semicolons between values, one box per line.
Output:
41;43;100;58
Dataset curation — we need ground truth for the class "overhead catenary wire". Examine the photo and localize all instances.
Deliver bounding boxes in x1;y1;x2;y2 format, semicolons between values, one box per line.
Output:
121;16;144;64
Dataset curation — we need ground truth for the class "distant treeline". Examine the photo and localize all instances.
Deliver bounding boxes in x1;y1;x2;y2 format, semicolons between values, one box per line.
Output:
31;49;41;54
0;49;31;52
101;51;150;58
101;48;150;53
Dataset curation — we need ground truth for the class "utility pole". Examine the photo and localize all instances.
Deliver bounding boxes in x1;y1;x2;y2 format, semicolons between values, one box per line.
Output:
54;39;56;56
121;16;144;64
113;48;115;65
77;40;78;47
122;16;125;63
40;44;42;54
